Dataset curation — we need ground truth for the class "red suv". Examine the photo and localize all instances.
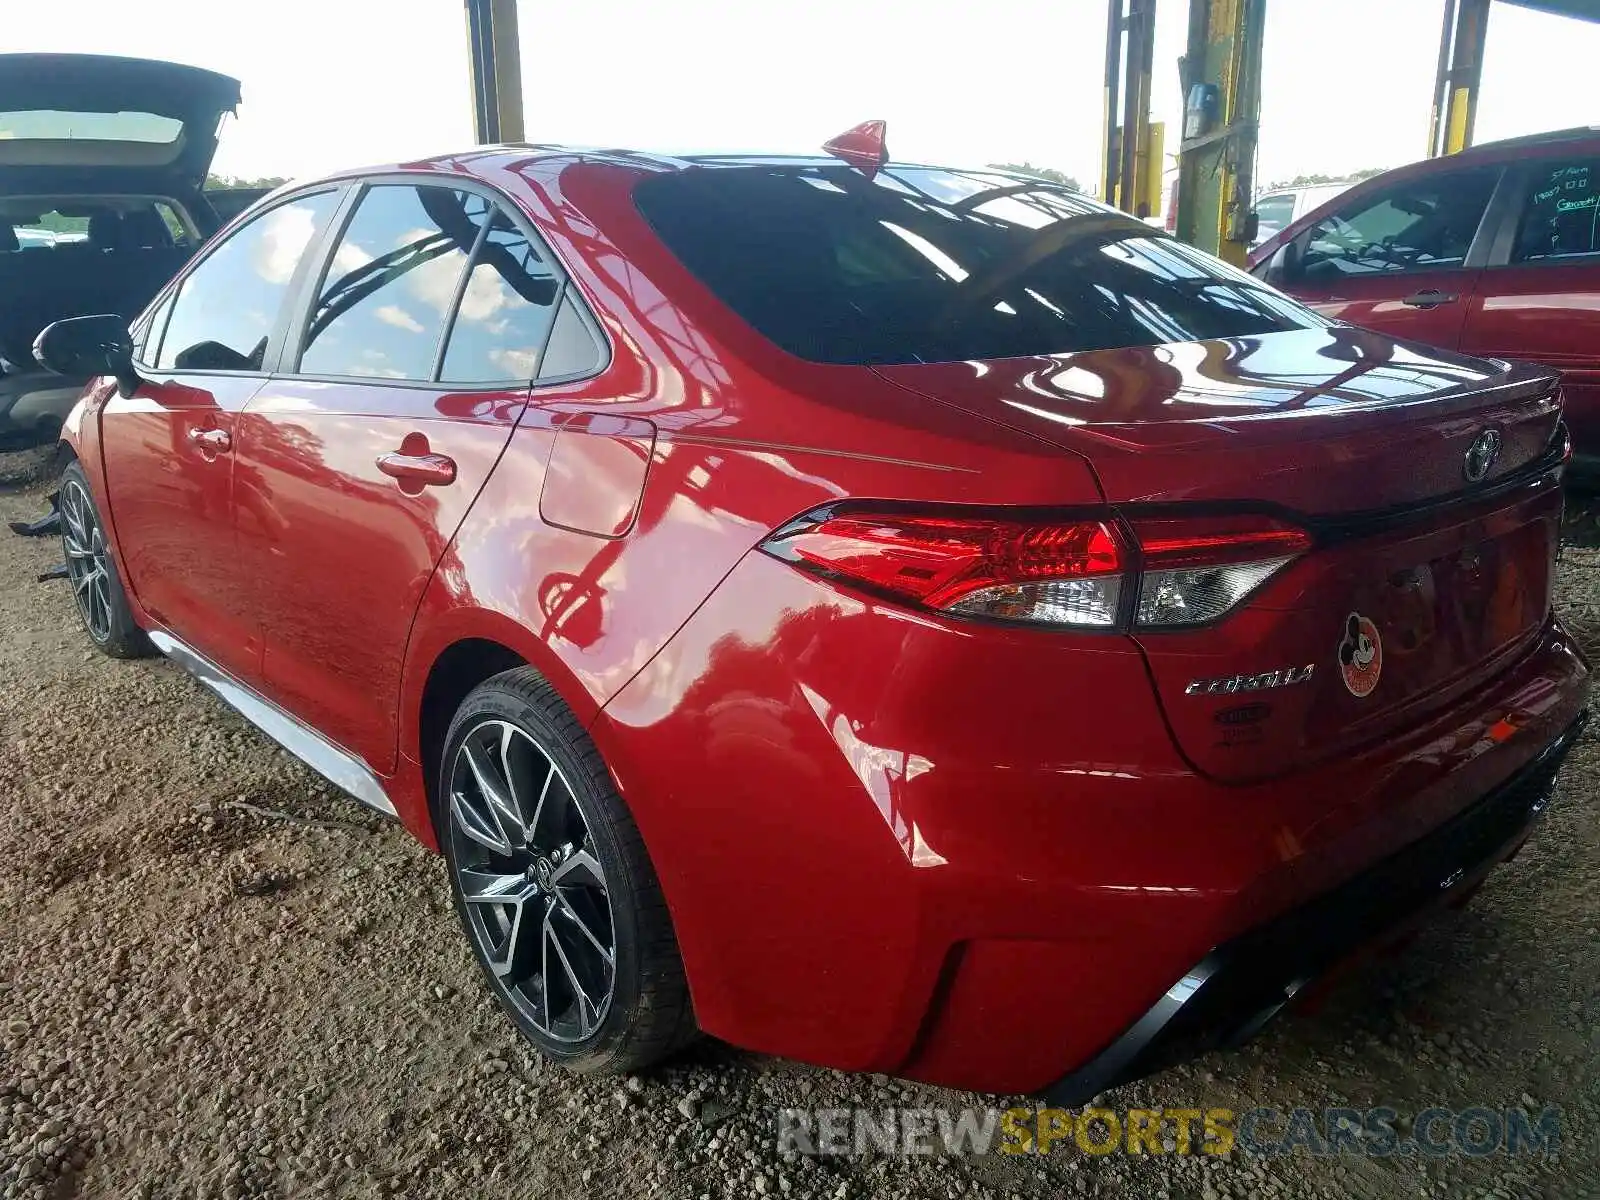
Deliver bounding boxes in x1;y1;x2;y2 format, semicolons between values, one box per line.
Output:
1251;127;1600;477
37;137;1588;1101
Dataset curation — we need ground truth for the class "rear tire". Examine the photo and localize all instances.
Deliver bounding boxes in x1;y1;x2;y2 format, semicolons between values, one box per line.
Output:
59;461;152;659
439;667;696;1073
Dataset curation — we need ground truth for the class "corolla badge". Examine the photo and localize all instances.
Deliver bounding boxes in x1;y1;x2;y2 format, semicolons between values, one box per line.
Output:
1338;613;1383;698
1463;428;1502;483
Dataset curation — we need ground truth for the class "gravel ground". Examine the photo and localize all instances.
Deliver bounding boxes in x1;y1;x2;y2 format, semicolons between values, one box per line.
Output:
0;456;1596;1200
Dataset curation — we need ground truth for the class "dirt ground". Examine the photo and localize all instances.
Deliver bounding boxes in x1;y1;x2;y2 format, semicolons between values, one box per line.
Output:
0;454;1596;1200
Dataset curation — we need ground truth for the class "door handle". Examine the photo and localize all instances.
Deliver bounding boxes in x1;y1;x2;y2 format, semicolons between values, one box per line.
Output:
1401;290;1459;309
187;427;232;453
377;451;457;488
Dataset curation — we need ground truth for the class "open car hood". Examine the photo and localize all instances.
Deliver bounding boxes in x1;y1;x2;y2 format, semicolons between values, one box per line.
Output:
0;54;240;194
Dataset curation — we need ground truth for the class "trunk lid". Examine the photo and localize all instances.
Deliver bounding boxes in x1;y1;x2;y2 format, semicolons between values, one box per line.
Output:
873;327;1562;511
877;326;1566;782
0;54;240;194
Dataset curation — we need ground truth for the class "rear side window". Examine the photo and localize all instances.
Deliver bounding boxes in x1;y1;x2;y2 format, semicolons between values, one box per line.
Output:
299;185;490;380
635;167;1318;366
438;209;562;383
156;190;340;372
537;292;604;379
1513;159;1600;262
1293;168;1498;282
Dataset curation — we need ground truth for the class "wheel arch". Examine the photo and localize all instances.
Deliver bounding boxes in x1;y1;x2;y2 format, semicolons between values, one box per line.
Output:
403;607;607;843
415;636;528;829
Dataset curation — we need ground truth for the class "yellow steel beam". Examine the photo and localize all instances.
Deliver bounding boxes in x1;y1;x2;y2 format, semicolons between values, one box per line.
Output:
1102;0;1158;215
465;0;525;145
1138;121;1166;217
1174;0;1263;264
1102;0;1123;203
1430;0;1488;156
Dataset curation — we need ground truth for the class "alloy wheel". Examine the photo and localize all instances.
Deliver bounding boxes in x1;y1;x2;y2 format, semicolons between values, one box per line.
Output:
60;479;113;644
447;718;617;1042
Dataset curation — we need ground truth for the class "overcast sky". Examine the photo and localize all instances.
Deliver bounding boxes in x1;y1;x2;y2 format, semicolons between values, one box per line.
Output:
15;0;1600;192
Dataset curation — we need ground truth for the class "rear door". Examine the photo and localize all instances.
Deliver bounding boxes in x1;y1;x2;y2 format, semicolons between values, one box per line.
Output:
100;187;342;684
235;180;583;773
1460;150;1600;456
1274;164;1504;350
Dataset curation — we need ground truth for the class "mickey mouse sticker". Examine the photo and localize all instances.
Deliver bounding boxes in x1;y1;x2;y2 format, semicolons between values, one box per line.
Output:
1338;612;1383;698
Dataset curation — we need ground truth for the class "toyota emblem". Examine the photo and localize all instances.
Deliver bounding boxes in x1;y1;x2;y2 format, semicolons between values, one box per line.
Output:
1463;428;1502;482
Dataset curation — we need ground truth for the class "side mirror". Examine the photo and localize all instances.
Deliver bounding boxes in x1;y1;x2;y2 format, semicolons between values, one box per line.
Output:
33;315;140;398
1280;240;1305;286
1268;238;1303;286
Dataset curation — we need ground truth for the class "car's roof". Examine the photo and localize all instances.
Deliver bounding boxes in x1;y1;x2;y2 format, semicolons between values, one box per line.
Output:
315;143;1063;187
1457;125;1600;156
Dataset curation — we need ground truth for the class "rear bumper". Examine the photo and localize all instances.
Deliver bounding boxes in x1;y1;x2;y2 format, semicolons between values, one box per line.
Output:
598;549;1591;1096
1042;711;1587;1105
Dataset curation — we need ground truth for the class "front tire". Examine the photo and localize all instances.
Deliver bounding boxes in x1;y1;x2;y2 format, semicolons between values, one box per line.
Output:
439;667;696;1073
59;461;152;659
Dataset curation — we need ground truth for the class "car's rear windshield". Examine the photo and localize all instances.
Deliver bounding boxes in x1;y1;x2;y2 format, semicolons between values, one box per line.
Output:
634;164;1322;366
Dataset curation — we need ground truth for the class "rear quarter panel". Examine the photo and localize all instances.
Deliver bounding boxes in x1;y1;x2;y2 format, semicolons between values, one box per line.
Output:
396;156;1108;828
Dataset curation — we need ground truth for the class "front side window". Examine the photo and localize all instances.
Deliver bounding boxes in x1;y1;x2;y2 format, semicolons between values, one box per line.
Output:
298;185;489;380
438;208;562;383
1293;168;1498;282
156;190;340;372
1513;158;1600;262
635;166;1320;366
132;290;175;362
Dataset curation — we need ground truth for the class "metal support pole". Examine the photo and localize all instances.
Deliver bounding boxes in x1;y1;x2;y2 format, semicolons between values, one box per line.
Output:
1101;0;1157;215
1118;0;1157;218
1430;0;1489;156
464;0;525;145
1102;0;1124;204
1174;0;1264;265
1426;0;1458;157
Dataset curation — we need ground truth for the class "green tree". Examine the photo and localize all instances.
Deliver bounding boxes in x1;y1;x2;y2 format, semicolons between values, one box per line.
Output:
205;173;289;192
988;162;1081;191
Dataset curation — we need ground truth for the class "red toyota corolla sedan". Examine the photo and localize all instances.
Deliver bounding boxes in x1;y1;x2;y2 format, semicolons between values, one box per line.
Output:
37;126;1589;1101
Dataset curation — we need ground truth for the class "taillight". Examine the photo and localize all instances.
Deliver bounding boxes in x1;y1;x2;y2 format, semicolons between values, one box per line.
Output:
1130;514;1311;628
760;510;1125;627
760;506;1310;631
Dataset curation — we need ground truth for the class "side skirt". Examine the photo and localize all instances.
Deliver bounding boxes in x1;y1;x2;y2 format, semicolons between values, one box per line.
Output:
148;630;398;819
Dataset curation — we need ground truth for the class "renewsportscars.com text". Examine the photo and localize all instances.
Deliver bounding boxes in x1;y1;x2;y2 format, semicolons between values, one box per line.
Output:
775;1105;1562;1159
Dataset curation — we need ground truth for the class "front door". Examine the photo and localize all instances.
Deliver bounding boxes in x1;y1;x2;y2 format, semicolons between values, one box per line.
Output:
1281;163;1503;351
100;188;343;684
236;183;565;773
